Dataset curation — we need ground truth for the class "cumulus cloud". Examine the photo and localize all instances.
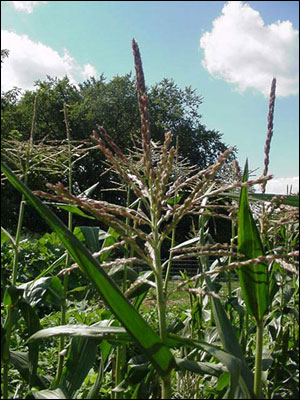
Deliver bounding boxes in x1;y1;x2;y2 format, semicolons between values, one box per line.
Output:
8;1;48;14
200;1;299;97
1;30;98;92
82;64;98;80
255;176;299;194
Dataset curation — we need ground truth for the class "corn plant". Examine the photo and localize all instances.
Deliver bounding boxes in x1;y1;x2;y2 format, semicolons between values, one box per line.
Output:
2;39;298;399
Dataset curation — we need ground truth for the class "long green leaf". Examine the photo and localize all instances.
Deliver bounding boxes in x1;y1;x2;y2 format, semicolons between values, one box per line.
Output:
100;226;120;262
1;226;18;250
205;275;254;398
9;350;48;389
73;226;101;253
28;324;131;343
47;203;96;219
62;336;98;397
32;387;68;399
20;276;64;308
18;300;41;386
238;160;268;322
247;192;299;207
175;358;225;377
86;355;104;399
167;334;241;399
221;191;299;207
78;182;99;198
31;253;67;283
1;161;175;378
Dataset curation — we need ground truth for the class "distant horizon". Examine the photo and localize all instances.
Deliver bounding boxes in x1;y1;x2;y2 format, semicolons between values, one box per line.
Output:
1;1;299;194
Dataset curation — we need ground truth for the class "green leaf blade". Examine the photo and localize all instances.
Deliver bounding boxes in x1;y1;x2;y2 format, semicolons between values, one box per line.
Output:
238;160;268;322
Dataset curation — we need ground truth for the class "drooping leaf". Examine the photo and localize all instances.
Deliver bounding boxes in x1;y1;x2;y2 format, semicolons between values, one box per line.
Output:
127;355;151;384
44;202;95;219
248;192;299;207
204;275;254;399
31;253;67;282
1;226;17;249
86;355;104;399
28;324;131;344
127;270;155;300
32;387;68;399
4;285;42;386
18;300;41;385
221;191;299;207
237;160;268;322
73;226;101;253
61;336;98;398
171;236;201;250
109;265;138;285
100;226;120;262
167;333;241;399
78;182;99;198
19;276;64;308
175;358;225;377
9;350;48;389
3;285;24;307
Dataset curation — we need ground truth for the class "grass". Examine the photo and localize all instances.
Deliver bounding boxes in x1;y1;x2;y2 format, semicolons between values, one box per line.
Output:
141;279;241;312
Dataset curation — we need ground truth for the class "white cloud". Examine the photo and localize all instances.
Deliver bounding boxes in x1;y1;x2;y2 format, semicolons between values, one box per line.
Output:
200;1;299;97
82;64;97;79
1;30;98;92
8;1;48;14
255;176;299;194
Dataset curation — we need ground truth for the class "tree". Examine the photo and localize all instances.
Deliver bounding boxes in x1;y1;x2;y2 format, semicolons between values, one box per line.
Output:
1;74;236;233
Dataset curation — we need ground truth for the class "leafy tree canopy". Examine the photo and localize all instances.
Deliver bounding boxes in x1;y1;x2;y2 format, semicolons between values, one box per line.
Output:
1;73;236;232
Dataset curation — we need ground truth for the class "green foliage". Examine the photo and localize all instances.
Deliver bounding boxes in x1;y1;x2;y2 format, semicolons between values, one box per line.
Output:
1;73;234;233
2;162;176;380
1;232;64;284
1;39;298;400
1;230;298;399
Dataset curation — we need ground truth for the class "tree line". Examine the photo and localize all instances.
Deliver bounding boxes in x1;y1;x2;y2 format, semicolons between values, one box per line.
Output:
1;71;235;236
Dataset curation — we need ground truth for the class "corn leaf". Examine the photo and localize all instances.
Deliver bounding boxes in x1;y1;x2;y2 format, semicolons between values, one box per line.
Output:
238;160;268;322
205;275;254;398
32;387;68;399
73;226;101;253
171;236;201;250
61;336;98;397
31;253;67;282
28;324;131;343
18;300;41;386
86;356;104;399
221;191;299;208
99;226;120;262
167;334;241;399
9;351;48;389
78;182;99;198
1;226;17;249
1;161;175;379
19;277;64;308
246;192;299;207
43;203;95;219
175;358;225;377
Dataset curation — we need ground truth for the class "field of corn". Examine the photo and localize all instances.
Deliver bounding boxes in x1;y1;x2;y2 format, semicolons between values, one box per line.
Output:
1;40;299;399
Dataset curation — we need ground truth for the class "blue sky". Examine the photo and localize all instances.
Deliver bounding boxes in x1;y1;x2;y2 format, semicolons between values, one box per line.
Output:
1;1;299;193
